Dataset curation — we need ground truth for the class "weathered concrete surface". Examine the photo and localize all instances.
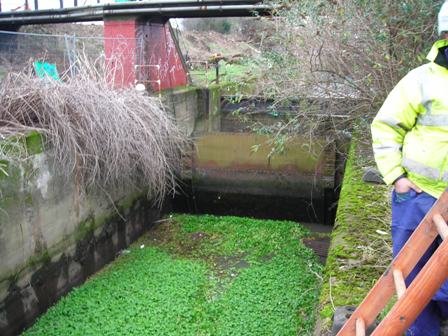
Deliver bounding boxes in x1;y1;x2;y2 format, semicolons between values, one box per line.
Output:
0;135;159;336
164;87;338;195
192;132;335;196
163;85;221;137
163;88;343;224
170;131;338;224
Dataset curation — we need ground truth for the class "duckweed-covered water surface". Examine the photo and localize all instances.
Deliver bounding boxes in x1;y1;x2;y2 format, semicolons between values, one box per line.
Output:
24;214;323;336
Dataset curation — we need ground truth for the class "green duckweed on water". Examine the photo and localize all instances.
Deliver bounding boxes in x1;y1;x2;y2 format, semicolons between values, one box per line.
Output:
24;214;323;336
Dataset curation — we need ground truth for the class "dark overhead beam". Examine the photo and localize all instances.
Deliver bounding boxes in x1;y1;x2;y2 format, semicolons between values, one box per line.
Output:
0;1;273;26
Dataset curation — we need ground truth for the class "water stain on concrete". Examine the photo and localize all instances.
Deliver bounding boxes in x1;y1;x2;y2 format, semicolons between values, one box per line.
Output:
0;197;158;336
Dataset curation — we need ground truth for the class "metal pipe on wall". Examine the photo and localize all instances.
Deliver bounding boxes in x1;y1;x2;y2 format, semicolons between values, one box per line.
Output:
0;4;271;24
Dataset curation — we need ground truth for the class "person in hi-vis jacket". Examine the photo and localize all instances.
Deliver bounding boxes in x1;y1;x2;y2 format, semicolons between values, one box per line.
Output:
371;1;448;335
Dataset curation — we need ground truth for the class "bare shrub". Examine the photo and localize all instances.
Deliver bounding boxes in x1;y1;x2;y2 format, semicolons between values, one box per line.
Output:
0;56;189;207
256;0;439;149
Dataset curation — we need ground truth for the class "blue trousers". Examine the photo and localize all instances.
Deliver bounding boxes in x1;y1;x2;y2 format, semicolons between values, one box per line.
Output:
392;190;448;336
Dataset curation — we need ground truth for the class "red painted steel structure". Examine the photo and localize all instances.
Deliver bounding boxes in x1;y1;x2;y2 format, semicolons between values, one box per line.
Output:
0;2;269;91
104;19;137;87
138;21;188;90
104;18;188;90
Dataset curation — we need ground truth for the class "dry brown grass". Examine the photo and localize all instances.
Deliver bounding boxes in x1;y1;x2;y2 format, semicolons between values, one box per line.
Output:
0;56;189;207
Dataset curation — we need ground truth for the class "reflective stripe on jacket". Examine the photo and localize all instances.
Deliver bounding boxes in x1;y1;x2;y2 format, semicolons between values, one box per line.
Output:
371;39;448;198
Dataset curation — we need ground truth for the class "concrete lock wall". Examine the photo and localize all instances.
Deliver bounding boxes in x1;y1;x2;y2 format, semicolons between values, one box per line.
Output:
163;85;221;137
0;86;216;336
0;132;159;336
164;86;340;224
0;85;343;335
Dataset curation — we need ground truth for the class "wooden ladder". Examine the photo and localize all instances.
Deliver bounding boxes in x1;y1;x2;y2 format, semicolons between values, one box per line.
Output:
336;189;448;336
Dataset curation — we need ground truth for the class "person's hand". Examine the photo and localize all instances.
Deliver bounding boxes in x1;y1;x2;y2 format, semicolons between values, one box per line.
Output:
394;177;422;193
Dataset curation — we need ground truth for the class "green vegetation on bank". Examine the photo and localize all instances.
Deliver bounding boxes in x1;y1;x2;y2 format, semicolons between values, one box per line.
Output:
317;137;391;333
24;214;322;336
190;60;261;94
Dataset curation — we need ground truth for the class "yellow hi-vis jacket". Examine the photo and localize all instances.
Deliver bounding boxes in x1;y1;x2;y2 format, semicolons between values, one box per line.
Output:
371;39;448;198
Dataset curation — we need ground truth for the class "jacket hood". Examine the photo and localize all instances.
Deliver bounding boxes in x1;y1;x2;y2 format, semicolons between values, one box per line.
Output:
426;39;448;62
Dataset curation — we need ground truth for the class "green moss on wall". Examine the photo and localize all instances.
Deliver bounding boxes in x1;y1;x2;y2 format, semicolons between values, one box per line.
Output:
0;131;44;158
0;160;10;179
73;214;96;242
27;250;51;270
24;131;44;155
0;132;44;191
317;136;391;333
0;188;146;285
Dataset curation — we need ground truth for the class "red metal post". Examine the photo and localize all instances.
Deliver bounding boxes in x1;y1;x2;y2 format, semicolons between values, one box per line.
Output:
104;17;188;90
104;19;137;88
